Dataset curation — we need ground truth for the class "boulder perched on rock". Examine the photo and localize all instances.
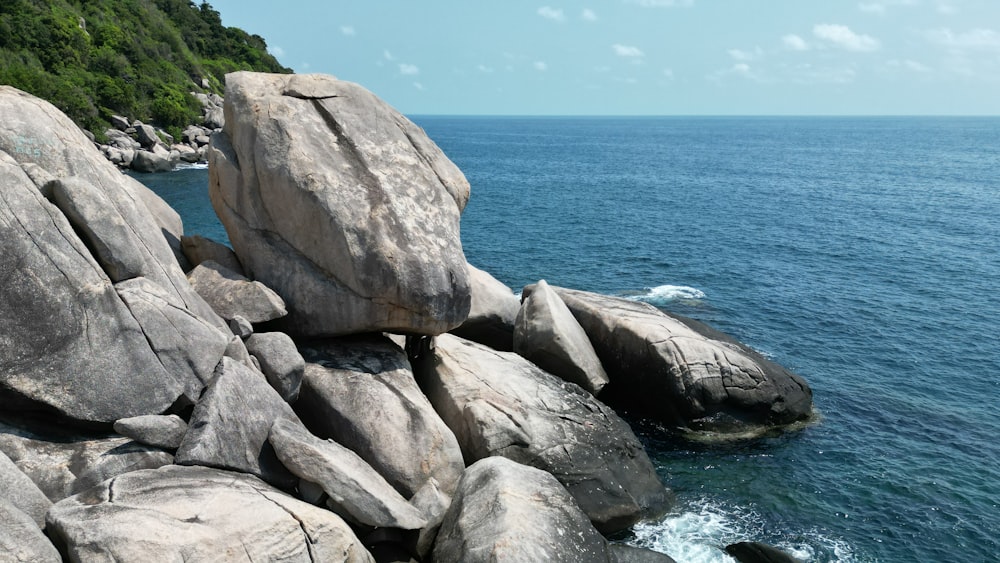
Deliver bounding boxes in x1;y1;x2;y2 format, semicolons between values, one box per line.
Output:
208;72;472;337
113;415;188;450
0;418;172;502
175;357;299;489
419;334;673;534
268;418;428;530
0;500;61;562
181;234;244;274
296;335;464;498
0;85;229;423
46;465;374;562
186;260;287;323
450;263;521;351
526;286;813;431
245;332;304;402
514;279;609;395
433;457;614;563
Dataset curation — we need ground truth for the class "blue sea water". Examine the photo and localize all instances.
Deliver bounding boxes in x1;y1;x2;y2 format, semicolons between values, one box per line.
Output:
136;116;1000;562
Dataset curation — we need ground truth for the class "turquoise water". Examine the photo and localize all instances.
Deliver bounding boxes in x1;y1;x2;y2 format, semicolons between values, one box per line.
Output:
138;117;1000;562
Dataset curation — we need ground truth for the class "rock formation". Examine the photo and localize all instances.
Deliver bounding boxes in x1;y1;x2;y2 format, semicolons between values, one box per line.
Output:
208;72;471;336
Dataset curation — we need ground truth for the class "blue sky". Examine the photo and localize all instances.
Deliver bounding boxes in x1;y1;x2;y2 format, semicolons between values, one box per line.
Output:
206;0;1000;115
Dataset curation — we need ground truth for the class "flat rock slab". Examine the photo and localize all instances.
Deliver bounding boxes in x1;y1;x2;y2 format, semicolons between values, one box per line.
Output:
208;72;471;336
531;286;814;432
514;279;609;395
296;335;464;498
46;465;374;563
268;418;428;530
187;260;287;323
433;457;613;563
420;334;673;534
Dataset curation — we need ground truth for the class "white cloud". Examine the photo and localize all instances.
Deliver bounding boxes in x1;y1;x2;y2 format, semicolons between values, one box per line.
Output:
783;34;810;51
534;61;548;71
894;59;932;72
477;64;494;73
582;8;598;21
340;26;356;36
270;46;285;58
925;28;1000;50
624;0;693;6
413;82;425;91
612;44;645;57
537;6;566;22
813;24;880;52
399;63;420;75
709;63;761;82
384;50;395;61
728;48;761;61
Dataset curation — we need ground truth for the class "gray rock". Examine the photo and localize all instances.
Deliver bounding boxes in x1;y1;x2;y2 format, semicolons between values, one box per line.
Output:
134;123;159;148
0;449;51;527
175;357;300;489
450;263;521;351
725;542;803;563
610;544;678;563
0;500;60;562
49;176;146;282
418;334;673;534
529;286;814;431
0;418;172;503
130;180;190;271
18;162;56;196
514;279;609;395
229;315;253;339
204;105;225;129
181;234;244;274
296;335;464;498
173;143;201;163
208;72;471;337
245;332;304;402
433;457;613;563
105;128;140;150
115;276;230;403
110;114;130;131
113;414;188;450
187;260;288;323
130;148;177;172
268;418;428;530
46;465;374;562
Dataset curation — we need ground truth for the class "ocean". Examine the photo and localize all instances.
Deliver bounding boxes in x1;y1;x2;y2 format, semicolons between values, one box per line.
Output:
136;116;1000;562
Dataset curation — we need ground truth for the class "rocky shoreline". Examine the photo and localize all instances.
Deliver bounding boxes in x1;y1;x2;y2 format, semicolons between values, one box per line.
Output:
0;74;811;562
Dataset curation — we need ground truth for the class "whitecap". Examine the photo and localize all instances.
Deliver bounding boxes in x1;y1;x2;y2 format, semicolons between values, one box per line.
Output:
173;161;209;171
628;284;707;306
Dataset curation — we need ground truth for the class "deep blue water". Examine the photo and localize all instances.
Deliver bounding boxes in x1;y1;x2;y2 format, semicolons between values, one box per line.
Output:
137;116;1000;562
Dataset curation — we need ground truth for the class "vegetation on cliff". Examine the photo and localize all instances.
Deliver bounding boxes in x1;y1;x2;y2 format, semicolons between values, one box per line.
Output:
0;0;291;137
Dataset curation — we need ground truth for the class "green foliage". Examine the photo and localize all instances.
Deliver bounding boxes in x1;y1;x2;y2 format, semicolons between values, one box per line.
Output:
0;0;291;135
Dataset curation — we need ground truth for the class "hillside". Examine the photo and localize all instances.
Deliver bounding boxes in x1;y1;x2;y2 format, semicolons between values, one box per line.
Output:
0;0;291;138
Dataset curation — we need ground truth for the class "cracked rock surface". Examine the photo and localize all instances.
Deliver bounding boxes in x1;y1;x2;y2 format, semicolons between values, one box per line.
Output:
46;465;374;563
208;72;471;337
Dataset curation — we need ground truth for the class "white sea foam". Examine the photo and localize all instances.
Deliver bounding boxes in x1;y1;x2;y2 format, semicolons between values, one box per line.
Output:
174;161;209;171
629;284;707;306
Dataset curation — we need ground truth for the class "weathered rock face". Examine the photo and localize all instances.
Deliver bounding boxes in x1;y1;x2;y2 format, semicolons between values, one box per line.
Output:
112;414;188;450
0;500;61;562
186;260;287;323
181;234;244;274
419;334;673;534
450;263;522;351
175;357;299;489
296;335;464;498
0;449;51;527
0;85;230;423
46;465;374;562
208;72;471;337
528;286;814;431
433;457;614;563
245;332;304;402
268;418;428;530
0;419;172;503
514;279;609;395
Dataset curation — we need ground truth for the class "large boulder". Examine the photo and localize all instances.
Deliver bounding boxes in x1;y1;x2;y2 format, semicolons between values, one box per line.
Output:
268;418;428;530
186;260;287;323
0;86;229;423
130;148;178;173
175;357;299;489
46;465;374;562
296;335;464;498
418;334;673;534
208;72;471;337
0;418;172;503
450;263;521;351
0;500;61;562
433;457;614;563
528;286;814;431
514;279;609;395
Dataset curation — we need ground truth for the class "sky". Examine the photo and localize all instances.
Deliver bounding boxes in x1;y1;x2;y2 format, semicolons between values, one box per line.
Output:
205;0;1000;115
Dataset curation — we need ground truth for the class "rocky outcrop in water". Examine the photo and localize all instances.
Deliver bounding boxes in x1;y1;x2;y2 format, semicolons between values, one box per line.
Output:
0;77;812;560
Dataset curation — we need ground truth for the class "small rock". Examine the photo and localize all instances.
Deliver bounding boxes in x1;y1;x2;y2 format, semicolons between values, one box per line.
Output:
229;315;254;339
113;414;188;450
246;332;305;402
186;260;287;323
